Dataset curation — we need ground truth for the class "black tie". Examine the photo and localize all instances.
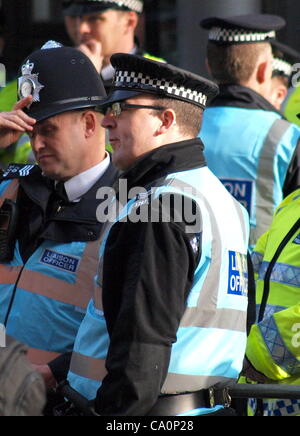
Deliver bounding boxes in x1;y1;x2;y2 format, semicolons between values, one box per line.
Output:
55;181;69;203
47;181;69;217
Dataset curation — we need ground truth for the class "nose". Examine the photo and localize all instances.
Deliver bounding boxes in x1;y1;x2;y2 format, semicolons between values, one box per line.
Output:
101;111;116;129
79;18;91;36
30;133;45;154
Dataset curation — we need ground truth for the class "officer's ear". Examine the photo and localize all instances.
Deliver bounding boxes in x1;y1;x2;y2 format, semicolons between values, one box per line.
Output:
124;11;139;33
155;108;177;136
256;45;273;84
256;60;270;84
81;110;98;138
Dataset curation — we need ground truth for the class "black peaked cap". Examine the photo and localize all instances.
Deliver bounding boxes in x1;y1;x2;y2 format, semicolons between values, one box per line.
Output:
272;40;300;64
200;14;285;45
18;44;106;122
272;40;300;78
62;0;143;16
200;14;286;31
104;53;219;109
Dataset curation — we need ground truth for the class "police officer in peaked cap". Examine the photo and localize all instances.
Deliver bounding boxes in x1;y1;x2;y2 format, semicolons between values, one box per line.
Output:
269;40;300;111
62;53;252;416
0;41;117;414
61;0;164;92
199;14;300;250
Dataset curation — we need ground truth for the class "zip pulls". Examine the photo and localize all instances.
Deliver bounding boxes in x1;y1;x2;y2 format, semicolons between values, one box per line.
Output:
258;217;300;322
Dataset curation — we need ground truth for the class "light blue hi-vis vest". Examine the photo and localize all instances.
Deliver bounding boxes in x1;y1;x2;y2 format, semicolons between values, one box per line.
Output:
200;106;300;250
0;180;100;358
68;166;250;415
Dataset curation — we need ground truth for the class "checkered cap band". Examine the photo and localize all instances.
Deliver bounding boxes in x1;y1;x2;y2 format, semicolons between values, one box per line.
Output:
81;0;143;13
272;58;293;77
114;70;208;107
209;26;276;43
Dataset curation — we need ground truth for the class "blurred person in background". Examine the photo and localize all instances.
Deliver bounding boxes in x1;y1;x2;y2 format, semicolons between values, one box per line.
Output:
62;0;164;93
199;14;300;251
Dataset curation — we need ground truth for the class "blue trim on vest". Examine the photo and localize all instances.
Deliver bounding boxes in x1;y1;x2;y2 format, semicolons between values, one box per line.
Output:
0;240;90;353
200;106;298;227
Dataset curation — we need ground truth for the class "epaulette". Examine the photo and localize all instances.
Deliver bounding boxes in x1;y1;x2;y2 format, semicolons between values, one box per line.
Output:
0;164;39;180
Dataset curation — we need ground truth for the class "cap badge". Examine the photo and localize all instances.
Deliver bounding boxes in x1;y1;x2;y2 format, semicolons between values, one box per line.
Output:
41;40;63;50
18;60;44;107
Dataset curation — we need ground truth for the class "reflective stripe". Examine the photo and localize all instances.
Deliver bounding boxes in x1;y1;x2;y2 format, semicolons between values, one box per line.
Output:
258;260;300;288
251;119;291;247
70;352;107;381
0;238;100;309
259;303;287;319
180;307;246;331
259;315;300;375
0;179;19;207
169;178;247;332
264;399;300;416
27;347;61;365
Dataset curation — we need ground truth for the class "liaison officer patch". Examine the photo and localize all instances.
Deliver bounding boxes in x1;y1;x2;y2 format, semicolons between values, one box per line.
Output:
40;249;80;273
228;250;248;296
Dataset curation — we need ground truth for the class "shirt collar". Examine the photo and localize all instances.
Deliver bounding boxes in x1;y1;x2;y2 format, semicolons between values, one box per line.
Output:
60;153;111;202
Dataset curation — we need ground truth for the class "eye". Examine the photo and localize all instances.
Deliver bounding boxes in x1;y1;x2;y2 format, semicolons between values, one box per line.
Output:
87;14;104;24
40;125;56;136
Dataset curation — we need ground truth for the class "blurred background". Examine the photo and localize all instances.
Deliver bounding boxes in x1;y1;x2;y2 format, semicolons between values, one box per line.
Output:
1;0;300;80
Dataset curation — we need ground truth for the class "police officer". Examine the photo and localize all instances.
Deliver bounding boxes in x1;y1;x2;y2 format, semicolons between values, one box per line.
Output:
199;14;300;251
270;40;300;112
59;53;251;416
245;183;300;416
0;42;117;378
62;0;164;92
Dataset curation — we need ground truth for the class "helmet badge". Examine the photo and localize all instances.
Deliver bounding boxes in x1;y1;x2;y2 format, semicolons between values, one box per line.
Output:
18;60;44;107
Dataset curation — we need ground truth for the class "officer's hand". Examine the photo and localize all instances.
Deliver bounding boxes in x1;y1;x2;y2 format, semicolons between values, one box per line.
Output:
78;40;104;73
0;96;36;148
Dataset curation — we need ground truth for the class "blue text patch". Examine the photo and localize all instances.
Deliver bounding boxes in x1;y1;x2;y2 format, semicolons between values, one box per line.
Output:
40;249;80;273
222;178;253;215
228;251;248;296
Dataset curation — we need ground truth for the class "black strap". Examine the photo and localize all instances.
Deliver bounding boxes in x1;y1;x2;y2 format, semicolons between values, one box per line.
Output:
247;251;256;335
46;182;69;218
55;182;69;203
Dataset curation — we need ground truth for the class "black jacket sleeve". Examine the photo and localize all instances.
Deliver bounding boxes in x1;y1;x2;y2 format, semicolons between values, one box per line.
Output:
95;195;199;416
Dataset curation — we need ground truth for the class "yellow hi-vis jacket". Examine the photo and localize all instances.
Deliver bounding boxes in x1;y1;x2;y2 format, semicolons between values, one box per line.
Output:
283;86;300;127
0;80;33;167
246;188;300;416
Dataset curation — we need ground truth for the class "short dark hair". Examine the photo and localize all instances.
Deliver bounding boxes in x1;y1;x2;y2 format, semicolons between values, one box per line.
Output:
152;96;203;137
207;41;270;84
